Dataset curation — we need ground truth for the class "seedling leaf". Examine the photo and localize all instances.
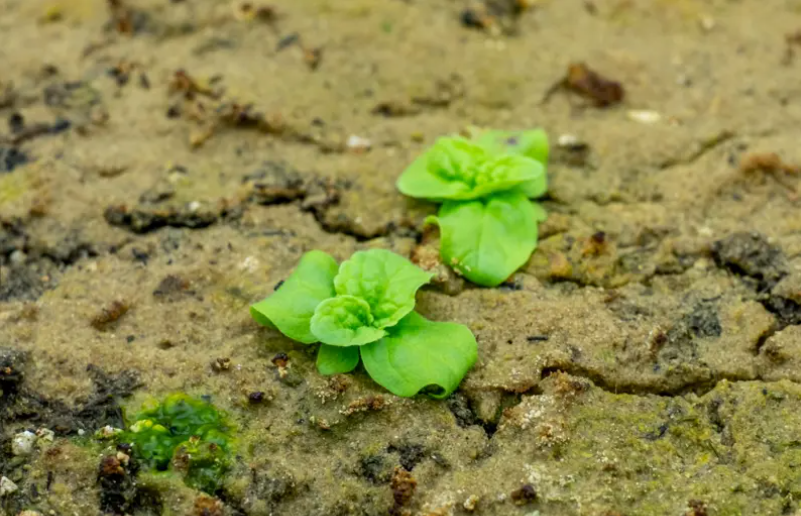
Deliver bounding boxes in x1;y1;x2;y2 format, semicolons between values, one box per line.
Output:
475;129;549;199
250;250;338;344
429;191;540;287
397;137;543;201
317;344;360;375
360;311;477;399
310;295;386;346
334;249;433;329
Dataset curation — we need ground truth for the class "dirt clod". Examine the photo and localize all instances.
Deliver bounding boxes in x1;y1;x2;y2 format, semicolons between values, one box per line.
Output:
211;357;231;372
0;347;29;396
153;274;191;301
390;466;416;508
193;494;225;516
90;300;130;330
712;232;787;288
510;483;537;505
0;146;29;173
544;62;625;107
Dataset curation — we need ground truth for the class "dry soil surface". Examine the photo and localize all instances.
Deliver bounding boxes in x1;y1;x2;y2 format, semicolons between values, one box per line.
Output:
3;1;801;515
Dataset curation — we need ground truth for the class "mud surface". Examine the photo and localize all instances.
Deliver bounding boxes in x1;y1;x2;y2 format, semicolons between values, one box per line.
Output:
2;1;801;515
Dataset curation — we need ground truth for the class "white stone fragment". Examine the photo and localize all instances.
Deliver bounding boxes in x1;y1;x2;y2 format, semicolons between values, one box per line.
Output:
0;476;18;497
12;431;37;456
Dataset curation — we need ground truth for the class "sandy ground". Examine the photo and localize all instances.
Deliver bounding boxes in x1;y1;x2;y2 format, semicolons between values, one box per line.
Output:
3;0;801;515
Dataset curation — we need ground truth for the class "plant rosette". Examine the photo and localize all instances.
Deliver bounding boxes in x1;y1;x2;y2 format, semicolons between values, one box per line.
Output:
397;128;549;287
250;249;477;398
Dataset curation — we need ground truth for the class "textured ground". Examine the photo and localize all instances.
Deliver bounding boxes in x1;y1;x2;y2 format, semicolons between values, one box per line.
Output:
3;0;801;515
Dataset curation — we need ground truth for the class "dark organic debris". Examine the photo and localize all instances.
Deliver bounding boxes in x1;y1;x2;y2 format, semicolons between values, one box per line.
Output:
510;483;537;505
390;466;417;512
658;303;721;365
232;1;277;23
358;455;391;485
8;113;24;133
543;62;625;108
783;29;801;65
153;274;192;301
104;204;220;234
229;467;298;514
687;499;709;516
447;392;479;428
460;0;533;34
98;451;138;514
90;300;130;330
43;81;101;109
169;69;223;100
248;391;266;404
682;303;722;339
2;365;141;436
0;266;48;302
4;118;71;146
388;443;426;472
0;347;29;401
372;75;464;118
243;161;307;204
192;494;225;516
107;60;142;88
106;0;150;34
271;353;289;368
738;152;800;195
712;232;787;289
276;33;300;51
211;357;232;373
303;47;323;71
0;146;29;173
763;295;801;328
527;335;550;343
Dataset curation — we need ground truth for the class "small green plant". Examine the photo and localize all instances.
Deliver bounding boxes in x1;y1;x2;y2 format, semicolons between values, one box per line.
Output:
397;129;549;287
250;249;477;398
122;393;233;494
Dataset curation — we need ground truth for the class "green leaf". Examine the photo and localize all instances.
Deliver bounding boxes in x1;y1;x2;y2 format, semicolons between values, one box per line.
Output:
469;154;545;199
250;250;338;344
429;191;540;287
476;129;549;199
317;344;360;375
334;249;432;329
396;137;482;201
360;312;477;399
397;136;545;201
310;295;386;346
475;128;549;164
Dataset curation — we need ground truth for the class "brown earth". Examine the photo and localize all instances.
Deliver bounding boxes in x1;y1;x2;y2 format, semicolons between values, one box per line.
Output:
3;1;801;515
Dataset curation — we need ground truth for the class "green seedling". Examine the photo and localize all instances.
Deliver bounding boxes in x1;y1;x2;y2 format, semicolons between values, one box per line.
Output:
250;249;477;398
122;393;233;494
397;129;549;287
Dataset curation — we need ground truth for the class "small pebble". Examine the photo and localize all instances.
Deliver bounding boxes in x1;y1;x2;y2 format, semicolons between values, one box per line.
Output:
463;494;480;511
627;110;662;124
36;428;55;442
248;391;266;403
699;15;715;31
96;425;122;439
0;476;18;497
12;430;37;456
557;134;585;148
9;250;26;265
346;135;372;153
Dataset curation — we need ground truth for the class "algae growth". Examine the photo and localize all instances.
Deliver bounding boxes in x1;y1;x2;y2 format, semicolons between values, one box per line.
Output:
123;393;233;494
